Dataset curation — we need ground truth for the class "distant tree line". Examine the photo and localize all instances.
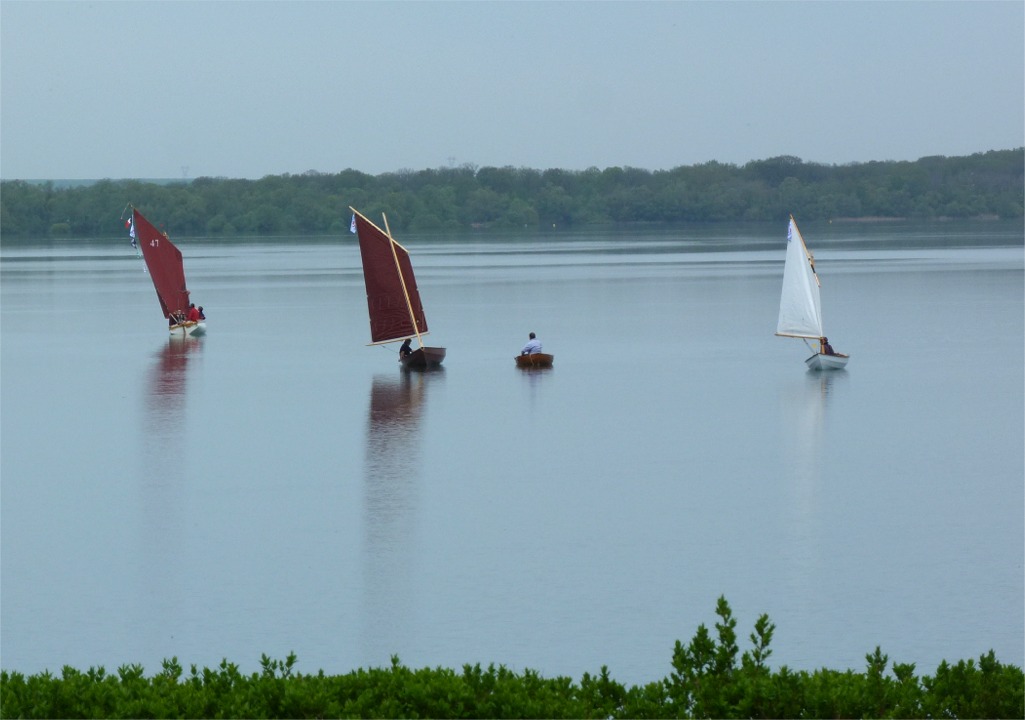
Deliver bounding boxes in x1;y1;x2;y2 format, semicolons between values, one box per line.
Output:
1;149;1021;240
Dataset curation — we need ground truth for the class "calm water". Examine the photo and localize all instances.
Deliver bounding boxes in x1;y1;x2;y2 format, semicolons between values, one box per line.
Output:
2;221;1022;685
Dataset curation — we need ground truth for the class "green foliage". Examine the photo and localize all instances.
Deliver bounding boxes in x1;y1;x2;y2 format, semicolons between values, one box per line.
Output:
1;150;1022;240
1;598;1021;718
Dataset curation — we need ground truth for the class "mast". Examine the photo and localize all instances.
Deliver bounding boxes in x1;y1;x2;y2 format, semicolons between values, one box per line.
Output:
792;214;821;288
350;206;429;346
382;212;425;350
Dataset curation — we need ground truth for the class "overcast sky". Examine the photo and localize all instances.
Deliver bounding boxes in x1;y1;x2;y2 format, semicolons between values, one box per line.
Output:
2;1;1022;180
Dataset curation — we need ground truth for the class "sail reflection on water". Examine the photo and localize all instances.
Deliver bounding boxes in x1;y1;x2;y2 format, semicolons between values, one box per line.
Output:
135;336;203;658
779;371;846;513
143;336;203;451
364;371;429;502
360;370;440;664
777;369;847;651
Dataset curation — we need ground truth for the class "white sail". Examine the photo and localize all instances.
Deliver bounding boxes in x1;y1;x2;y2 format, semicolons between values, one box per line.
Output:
776;216;823;340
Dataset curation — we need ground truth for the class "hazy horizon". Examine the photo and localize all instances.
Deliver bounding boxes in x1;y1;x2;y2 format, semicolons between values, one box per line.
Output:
4;144;1023;186
2;1;1022;182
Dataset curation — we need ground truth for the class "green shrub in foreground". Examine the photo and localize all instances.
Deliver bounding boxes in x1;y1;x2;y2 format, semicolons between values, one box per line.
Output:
2;596;1021;719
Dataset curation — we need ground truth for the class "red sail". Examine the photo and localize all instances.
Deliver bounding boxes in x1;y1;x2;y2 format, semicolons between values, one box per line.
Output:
134;209;190;319
352;211;429;344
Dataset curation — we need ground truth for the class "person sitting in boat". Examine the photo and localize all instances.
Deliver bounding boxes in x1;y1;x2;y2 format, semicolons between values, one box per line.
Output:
399;338;413;359
169;310;186;326
187;303;201;322
521;332;542;355
820;337;835;355
197;306;205;320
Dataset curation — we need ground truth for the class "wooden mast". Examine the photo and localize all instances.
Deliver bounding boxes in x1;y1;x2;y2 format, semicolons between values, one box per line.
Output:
381;212;425;350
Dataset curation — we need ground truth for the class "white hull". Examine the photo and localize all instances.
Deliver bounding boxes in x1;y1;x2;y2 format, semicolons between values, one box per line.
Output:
170;321;206;337
805;352;848;371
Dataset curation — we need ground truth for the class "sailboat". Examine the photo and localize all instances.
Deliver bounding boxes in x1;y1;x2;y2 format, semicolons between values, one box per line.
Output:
776;215;848;370
350;207;445;368
131;208;206;337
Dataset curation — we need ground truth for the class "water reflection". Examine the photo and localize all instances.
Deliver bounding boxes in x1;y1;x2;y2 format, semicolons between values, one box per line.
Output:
140;336;203;522
517;364;551;406
135;336;202;658
779;371;844;512
144;336;203;436
778;370;847;625
360;370;438;662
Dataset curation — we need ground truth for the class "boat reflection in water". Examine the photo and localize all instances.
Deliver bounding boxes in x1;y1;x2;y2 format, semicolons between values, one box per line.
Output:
141;333;203;514
778;368;848;646
135;335;203;656
780;370;847;513
516;356;552;408
360;370;441;663
363;371;430;502
144;336;203;445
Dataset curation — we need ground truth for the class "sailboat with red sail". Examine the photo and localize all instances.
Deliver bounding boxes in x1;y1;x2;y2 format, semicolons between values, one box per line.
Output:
130;208;206;337
350;207;445;368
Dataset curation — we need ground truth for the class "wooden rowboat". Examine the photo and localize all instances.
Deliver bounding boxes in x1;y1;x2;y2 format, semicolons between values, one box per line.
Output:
515;353;554;368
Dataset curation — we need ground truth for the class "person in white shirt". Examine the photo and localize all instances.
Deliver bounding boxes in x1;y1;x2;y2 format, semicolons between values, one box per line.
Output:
520;332;542;355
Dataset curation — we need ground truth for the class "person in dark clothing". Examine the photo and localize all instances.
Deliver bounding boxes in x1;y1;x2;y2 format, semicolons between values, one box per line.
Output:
820;337;835;355
399;338;413;358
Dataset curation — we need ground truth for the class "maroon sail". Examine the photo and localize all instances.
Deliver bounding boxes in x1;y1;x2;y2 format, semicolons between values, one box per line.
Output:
352;210;429;344
134;209;190;319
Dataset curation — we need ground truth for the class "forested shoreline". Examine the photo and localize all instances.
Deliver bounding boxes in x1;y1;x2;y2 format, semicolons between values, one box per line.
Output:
1;149;1021;240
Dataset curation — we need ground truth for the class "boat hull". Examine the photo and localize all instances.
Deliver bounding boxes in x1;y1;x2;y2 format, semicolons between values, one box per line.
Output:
401;346;445;368
170;321;206;337
515;353;554;368
806;352;848;371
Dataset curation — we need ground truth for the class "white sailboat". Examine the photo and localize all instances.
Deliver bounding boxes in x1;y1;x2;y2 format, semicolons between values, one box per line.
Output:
776;215;848;370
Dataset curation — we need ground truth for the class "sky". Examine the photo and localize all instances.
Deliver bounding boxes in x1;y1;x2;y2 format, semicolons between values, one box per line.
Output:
1;1;1022;181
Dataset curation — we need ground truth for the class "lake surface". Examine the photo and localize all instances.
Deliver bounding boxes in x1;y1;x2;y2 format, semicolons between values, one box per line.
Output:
2;220;1022;685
